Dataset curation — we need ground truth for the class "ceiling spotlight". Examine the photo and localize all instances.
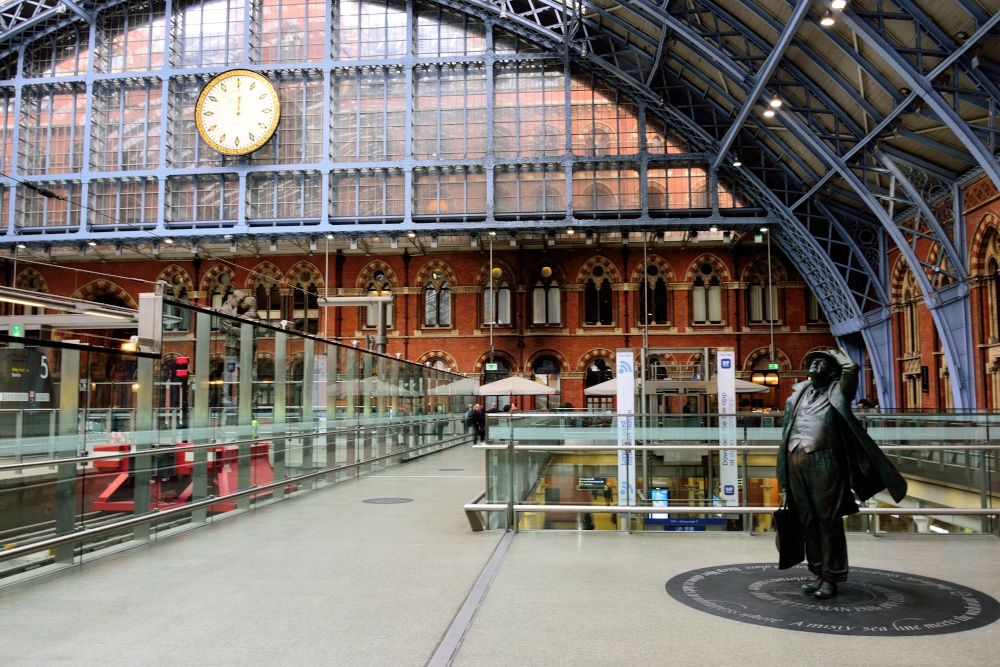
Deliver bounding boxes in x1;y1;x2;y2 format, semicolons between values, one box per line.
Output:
763;108;775;118
820;11;835;26
831;0;847;9
406;230;416;238
769;96;782;108
326;232;335;240
710;224;718;232
566;227;575;234
16;242;26;249
760;226;769;233
488;229;497;236
732;155;742;167
88;240;98;246
164;238;174;244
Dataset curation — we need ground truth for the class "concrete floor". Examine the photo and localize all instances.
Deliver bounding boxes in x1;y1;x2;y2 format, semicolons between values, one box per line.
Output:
0;443;996;667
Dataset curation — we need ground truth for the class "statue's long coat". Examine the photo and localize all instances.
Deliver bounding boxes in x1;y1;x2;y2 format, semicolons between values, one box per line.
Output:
776;360;907;514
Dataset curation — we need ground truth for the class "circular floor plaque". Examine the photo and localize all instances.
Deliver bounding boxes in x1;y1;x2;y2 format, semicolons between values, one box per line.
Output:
666;563;1000;636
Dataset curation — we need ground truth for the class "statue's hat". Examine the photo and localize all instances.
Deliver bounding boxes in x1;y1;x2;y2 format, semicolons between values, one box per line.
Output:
803;350;842;378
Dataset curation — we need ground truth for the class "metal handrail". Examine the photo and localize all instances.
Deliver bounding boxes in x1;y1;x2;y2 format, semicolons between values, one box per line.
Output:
0;416;469;473
463;503;1000;516
472;443;1000;451
0;431;471;565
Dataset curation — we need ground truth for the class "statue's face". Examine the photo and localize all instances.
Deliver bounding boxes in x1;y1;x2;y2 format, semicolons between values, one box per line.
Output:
808;357;835;387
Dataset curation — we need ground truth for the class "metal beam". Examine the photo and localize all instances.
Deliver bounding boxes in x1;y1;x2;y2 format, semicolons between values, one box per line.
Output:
711;0;812;172
839;4;1000;201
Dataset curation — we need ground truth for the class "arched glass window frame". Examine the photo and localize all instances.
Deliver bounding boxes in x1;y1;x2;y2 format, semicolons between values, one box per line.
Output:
637;265;670;326
583;265;614;326
747;264;779;325
364;268;394;329
691;266;722;325
483;271;512;327
532;275;561;326
423;270;452;328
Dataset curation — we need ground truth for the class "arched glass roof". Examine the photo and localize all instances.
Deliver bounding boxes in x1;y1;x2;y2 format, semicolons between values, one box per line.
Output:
0;0;997;409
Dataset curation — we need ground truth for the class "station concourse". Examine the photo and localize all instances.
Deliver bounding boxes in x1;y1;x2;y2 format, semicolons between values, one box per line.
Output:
0;0;999;663
0;440;997;667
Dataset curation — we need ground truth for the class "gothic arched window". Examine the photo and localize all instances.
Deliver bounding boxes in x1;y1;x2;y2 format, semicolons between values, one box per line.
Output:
638;264;669;325
364;267;393;329
290;268;320;334
583;264;613;325
484;268;512;326
747;262;778;324
692;263;722;324
532;268;561;325
532;355;561;410
424;269;451;327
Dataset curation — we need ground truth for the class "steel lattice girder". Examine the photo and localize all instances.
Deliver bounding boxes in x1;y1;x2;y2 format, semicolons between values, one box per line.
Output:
0;0;997;407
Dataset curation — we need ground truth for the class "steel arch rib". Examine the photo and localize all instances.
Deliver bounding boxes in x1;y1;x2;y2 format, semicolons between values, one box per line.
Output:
712;0;812;172
877;152;967;279
839;6;1000;199
779;107;975;409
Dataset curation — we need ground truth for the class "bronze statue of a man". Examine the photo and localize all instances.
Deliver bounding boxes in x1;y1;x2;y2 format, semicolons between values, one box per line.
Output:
776;348;907;599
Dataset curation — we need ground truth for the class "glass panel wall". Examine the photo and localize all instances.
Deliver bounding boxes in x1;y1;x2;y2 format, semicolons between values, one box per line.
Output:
480;412;1000;535
0;295;474;582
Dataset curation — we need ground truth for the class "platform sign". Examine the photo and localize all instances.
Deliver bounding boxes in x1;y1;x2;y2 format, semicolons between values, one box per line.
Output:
717;349;738;507
616;349;636;507
0;348;55;407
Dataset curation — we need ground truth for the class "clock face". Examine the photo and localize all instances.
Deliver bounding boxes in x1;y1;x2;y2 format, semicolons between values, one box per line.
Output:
196;70;281;156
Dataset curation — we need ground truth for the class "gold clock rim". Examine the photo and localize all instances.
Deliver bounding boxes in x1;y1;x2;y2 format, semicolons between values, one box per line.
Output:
195;69;281;156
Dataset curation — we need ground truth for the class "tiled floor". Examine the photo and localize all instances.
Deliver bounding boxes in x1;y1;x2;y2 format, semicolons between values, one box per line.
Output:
0;443;996;667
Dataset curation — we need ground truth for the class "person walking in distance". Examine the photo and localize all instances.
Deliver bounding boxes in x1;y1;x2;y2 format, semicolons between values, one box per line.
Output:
471;403;486;444
777;348;907;600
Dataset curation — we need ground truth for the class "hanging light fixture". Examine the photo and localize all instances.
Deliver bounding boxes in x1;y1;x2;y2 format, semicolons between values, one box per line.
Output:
769;95;782;108
831;0;847;9
820;11;835;26
732;155;742;167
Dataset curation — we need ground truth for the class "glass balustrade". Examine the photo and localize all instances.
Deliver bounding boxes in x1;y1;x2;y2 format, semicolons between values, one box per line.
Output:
475;411;1000;535
0;295;476;583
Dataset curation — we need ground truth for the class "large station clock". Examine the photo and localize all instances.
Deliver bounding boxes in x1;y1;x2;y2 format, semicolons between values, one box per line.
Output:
195;69;281;156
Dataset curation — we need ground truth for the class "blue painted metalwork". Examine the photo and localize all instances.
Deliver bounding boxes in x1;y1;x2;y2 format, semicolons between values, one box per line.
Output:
0;0;993;409
711;0;812;173
841;6;1000;198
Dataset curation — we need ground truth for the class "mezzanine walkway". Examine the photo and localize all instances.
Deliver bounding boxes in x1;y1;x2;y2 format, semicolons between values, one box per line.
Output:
0;442;996;667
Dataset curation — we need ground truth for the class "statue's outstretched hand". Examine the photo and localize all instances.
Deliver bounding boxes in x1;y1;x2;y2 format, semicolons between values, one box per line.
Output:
828;348;854;366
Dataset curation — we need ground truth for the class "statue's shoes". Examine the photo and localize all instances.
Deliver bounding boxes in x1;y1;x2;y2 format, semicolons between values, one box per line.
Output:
814;581;838;599
801;577;823;593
